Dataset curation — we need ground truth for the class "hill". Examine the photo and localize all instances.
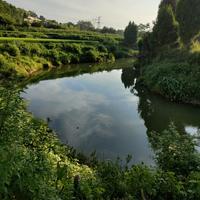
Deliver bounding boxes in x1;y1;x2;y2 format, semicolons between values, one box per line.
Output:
0;0;26;25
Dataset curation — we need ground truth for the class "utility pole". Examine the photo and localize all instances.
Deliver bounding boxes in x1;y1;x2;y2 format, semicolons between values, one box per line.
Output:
92;16;101;29
97;16;101;29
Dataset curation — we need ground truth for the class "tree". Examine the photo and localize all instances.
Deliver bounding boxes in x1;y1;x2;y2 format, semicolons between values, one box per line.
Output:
124;21;138;48
0;0;26;25
176;0;200;44
28;11;38;18
138;32;155;64
44;20;61;29
152;5;179;47
0;14;14;25
138;23;151;38
39;15;45;21
77;20;95;31
101;26;117;34
159;0;177;12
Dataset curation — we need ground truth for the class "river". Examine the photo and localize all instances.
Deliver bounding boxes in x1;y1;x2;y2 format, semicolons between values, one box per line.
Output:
22;59;200;165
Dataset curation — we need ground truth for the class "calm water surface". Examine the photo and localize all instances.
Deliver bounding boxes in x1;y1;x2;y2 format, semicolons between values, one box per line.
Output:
22;60;200;165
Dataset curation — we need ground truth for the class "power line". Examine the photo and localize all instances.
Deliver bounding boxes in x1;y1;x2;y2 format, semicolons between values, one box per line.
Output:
92;16;102;29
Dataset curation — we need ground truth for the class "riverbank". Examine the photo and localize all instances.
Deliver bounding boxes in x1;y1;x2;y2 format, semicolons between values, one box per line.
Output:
1;77;200;199
0;84;101;199
138;46;200;106
0;33;137;78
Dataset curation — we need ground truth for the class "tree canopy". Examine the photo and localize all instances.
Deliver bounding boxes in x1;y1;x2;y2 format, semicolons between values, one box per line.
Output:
152;4;179;47
176;0;200;43
159;0;177;12
77;20;95;31
124;21;138;48
0;0;26;25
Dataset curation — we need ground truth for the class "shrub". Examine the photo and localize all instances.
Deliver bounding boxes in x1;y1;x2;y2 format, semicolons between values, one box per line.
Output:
0;43;20;57
48;50;61;66
18;43;31;56
97;160;127;199
60;53;71;65
81;49;100;63
29;43;43;56
62;43;82;54
97;45;108;53
149;123;200;176
126;165;156;199
71;54;80;64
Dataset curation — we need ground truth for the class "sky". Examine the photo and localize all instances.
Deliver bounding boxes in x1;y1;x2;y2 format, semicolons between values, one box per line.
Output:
6;0;161;29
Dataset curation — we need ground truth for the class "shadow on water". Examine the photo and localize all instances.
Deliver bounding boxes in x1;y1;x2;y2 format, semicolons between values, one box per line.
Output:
24;58;136;86
121;67;200;136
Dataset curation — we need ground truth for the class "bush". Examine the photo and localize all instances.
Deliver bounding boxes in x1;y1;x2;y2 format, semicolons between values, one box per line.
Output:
97;160;127;199
142;60;200;103
62;43;82;54
48;49;61;66
149;123;200;176
0;43;20;57
81;49;100;63
18;43;31;56
126;165;156;199
29;43;43;56
60;53;71;65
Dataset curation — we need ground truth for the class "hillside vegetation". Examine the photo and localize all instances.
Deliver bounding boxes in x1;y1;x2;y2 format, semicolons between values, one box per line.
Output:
0;0;26;25
1;0;200;199
138;0;200;105
0;36;136;77
0;0;137;77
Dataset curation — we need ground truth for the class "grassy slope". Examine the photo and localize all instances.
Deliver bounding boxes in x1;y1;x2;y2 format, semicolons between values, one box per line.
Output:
0;37;100;44
0;85;101;199
0;0;25;25
139;43;200;105
0;36;137;77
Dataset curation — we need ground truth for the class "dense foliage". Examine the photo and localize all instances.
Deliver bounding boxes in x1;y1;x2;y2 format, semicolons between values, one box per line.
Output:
0;0;137;77
0;26;138;77
159;0;177;12
153;5;179;48
139;47;200;104
124;21;138;48
176;0;200;43
138;0;200;106
0;84;103;199
1;0;200;199
0;0;26;26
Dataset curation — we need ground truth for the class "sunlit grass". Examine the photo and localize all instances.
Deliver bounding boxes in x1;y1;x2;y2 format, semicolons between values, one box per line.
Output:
0;37;100;44
190;40;200;53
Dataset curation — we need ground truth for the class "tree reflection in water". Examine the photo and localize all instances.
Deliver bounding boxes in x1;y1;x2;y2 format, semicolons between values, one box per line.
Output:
121;67;200;136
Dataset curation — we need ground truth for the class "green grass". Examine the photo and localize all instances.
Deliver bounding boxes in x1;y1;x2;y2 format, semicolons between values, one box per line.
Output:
140;60;200;104
0;29;122;44
191;41;200;53
0;37;100;44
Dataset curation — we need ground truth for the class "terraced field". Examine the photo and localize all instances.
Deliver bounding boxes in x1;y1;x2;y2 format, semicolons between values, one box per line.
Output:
0;37;100;44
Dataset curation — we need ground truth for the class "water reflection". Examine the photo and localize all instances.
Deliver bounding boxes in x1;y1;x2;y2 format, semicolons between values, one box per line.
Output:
23;67;154;165
22;62;200;166
121;67;200;135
